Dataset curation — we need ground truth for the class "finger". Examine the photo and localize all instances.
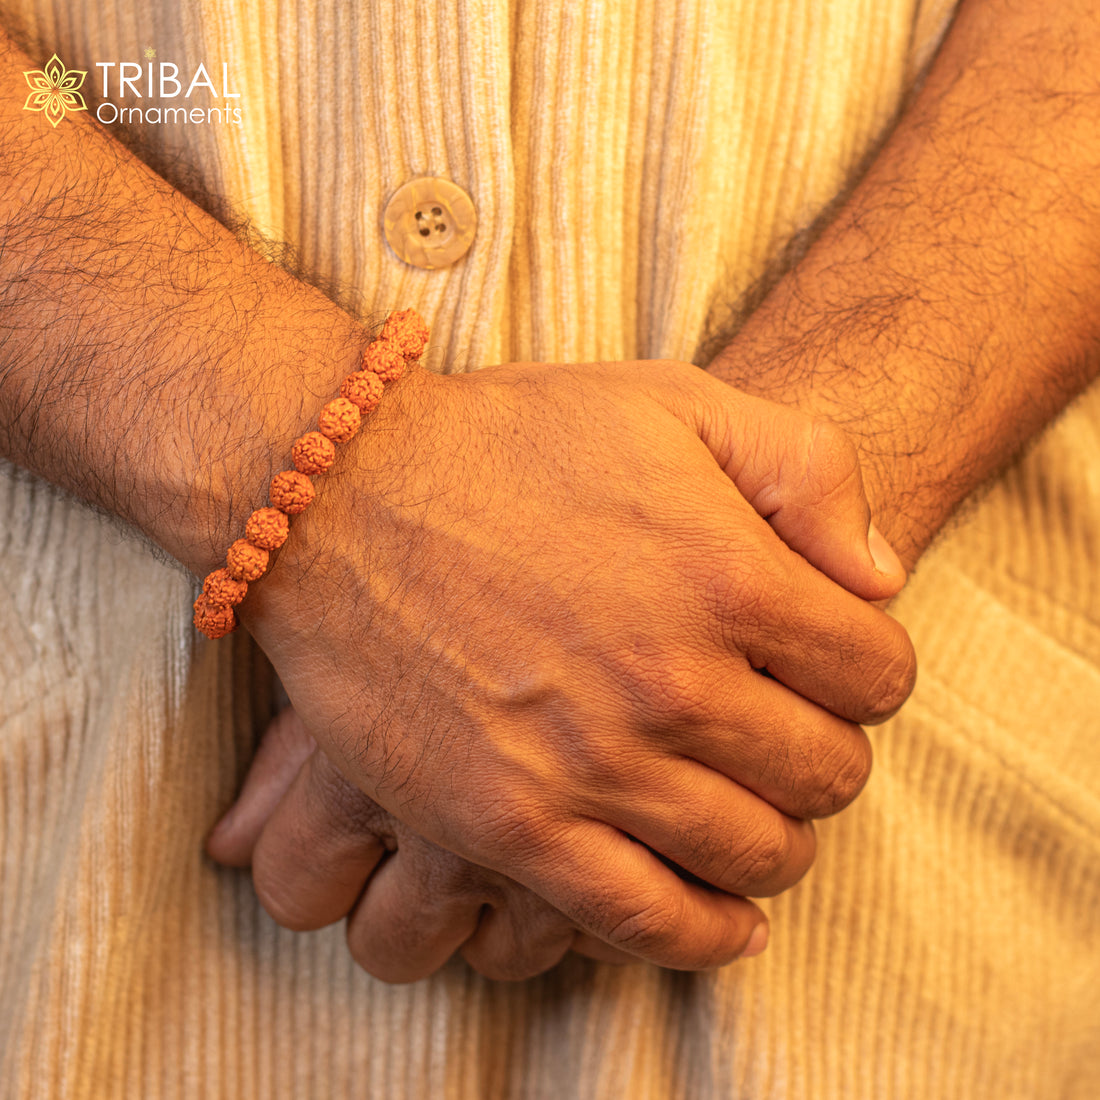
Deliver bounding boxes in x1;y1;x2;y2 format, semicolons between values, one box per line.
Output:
459;893;577;981
623;379;919;723
250;748;391;931
347;828;597;984
572;756;817;898
206;705;316;867
673;377;908;600
729;544;917;725
712;672;874;817
739;415;906;600
499;819;769;970
345;844;491;983
600;645;874;819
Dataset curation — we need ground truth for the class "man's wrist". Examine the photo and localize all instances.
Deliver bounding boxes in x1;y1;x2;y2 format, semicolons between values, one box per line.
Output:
0;25;379;579
707;0;1100;568
136;279;373;578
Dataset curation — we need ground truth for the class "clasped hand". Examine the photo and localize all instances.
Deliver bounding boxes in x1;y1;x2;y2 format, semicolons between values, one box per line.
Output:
208;359;915;979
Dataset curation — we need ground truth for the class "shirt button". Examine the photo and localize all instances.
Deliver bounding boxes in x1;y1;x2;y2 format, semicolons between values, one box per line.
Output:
382;177;477;269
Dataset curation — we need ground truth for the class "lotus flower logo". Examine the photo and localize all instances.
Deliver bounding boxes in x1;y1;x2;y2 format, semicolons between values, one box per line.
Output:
23;54;88;127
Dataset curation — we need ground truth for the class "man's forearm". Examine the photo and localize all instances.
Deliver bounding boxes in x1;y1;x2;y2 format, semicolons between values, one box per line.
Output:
0;28;368;575
0;21;926;971
709;0;1100;567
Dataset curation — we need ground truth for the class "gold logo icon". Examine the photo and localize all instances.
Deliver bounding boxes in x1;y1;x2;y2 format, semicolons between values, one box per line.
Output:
23;54;88;127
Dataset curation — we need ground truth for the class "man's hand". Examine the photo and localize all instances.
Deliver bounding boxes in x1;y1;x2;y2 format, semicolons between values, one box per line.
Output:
0;28;913;971
237;358;914;970
208;707;638;982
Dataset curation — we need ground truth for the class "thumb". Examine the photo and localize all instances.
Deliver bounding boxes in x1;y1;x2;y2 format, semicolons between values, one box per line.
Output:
206;705;317;867
688;384;907;601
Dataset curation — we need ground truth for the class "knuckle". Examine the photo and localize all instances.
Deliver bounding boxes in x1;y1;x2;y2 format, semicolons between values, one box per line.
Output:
621;652;714;730
713;548;786;617
723;818;794;888
692;552;790;661
800;733;873;817
308;769;398;863
425;851;511;909
601;893;682;960
344;899;458;984
596;891;748;969
726;819;816;898
803;419;862;502
250;828;327;933
553;730;638;794
252;866;317;932
345;928;413;984
858;626;918;723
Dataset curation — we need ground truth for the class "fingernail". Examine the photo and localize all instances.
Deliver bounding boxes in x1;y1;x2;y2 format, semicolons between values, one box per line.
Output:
868;522;905;578
742;922;769;959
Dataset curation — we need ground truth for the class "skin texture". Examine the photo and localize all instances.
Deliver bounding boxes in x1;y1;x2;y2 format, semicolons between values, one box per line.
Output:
709;0;1100;565
210;361;911;979
212;0;1100;981
0;28;914;971
238;360;914;969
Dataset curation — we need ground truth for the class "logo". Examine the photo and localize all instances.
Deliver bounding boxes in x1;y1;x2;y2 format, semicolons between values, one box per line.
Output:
20;49;245;130
22;53;88;127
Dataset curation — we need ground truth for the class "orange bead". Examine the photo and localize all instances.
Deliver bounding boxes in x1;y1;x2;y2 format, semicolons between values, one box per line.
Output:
362;339;407;384
226;538;269;582
381;307;429;361
200;308;428;642
245;506;290;550
193;593;237;639
270;469;315;515
203;567;248;607
292;431;336;475
341;369;385;413
317;397;361;443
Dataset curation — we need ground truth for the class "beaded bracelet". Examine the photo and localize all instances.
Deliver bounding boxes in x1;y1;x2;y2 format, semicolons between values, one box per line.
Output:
192;308;429;639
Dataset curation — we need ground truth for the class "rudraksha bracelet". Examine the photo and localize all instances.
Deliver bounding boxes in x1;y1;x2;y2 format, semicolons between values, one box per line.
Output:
192;308;429;639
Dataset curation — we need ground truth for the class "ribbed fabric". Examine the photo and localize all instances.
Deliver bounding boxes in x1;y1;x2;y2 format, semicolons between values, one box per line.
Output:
2;1;1099;1097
